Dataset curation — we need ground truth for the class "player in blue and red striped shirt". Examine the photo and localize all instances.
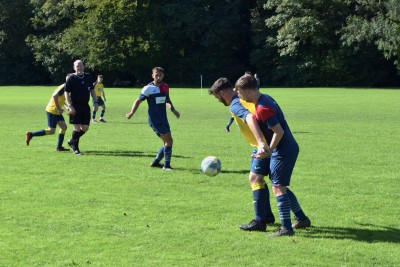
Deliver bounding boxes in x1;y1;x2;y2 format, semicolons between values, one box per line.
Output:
235;74;311;237
126;67;180;170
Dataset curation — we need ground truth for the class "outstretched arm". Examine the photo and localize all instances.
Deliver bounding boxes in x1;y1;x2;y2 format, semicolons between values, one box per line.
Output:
126;99;142;119
167;100;180;119
225;116;234;132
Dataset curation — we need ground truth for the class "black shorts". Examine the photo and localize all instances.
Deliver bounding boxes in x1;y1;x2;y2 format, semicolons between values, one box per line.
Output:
69;104;91;125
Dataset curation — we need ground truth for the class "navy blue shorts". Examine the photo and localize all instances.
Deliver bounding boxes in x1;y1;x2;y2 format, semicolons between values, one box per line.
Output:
250;148;270;176
270;152;299;186
149;121;171;137
46;111;65;128
93;97;105;106
69;104;91;125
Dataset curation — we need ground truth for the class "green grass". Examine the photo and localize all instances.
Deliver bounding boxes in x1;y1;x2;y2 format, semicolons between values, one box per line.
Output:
0;86;399;266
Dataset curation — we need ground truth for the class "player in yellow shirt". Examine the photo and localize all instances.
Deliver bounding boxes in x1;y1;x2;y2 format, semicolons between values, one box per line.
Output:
26;74;72;151
208;77;275;232
92;75;107;123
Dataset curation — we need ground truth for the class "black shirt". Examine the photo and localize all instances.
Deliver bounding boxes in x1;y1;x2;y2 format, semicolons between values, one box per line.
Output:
65;73;94;105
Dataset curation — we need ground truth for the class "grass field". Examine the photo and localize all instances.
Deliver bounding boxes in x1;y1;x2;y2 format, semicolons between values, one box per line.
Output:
1;86;399;266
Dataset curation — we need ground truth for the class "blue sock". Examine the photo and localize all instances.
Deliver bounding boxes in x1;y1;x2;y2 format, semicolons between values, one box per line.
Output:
276;194;292;230
252;184;268;221
32;129;46;137
164;146;172;167
287;188;307;221
153;147;164;164
264;183;273;218
100;110;105;118
57;133;65;149
92;111;96;119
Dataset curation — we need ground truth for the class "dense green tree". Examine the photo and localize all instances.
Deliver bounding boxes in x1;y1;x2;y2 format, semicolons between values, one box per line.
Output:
0;0;49;85
154;0;255;85
341;0;400;73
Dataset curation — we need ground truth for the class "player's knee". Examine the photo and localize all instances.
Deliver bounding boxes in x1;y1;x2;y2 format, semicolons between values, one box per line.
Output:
249;172;264;184
47;128;56;135
272;185;287;196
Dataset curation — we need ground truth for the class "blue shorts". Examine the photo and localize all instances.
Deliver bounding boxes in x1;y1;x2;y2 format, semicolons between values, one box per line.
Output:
270;152;299;186
93;97;105;106
149;121;171;137
250;148;270;176
46;111;65;128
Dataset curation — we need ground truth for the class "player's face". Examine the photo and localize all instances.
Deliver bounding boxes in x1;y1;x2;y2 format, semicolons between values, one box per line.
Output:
213;91;229;106
152;70;164;85
74;61;84;75
97;77;103;83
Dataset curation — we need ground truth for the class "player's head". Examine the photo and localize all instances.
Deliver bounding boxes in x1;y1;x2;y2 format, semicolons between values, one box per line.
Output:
244;71;252;76
97;75;103;83
65;73;72;82
235;74;258;102
152;67;164;85
73;60;84;75
209;78;234;106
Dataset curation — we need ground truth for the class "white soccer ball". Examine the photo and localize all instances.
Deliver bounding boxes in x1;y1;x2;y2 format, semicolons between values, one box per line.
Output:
201;156;221;176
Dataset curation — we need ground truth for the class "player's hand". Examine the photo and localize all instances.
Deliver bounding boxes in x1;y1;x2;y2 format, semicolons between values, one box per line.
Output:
225;125;230;132
68;106;76;115
57;108;64;115
252;146;271;159
173;110;180;119
126;112;133;119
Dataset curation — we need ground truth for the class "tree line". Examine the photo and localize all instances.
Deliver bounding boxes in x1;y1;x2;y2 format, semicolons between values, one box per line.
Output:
1;0;399;87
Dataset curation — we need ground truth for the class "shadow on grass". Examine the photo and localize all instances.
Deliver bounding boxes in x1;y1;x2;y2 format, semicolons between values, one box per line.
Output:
84;150;190;159
221;169;248;174
299;224;400;243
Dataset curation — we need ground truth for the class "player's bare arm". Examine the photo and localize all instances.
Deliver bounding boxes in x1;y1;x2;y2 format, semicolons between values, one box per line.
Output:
126;98;142;119
64;91;75;115
167;102;180;118
245;113;268;156
52;93;63;115
91;90;99;112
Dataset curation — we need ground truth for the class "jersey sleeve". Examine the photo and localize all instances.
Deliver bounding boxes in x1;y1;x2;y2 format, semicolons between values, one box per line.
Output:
230;99;250;122
65;77;72;92
139;86;149;100
256;105;278;128
57;85;65;95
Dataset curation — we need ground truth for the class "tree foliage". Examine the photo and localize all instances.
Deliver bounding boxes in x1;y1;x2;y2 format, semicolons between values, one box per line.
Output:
341;0;400;71
0;0;49;85
0;0;398;86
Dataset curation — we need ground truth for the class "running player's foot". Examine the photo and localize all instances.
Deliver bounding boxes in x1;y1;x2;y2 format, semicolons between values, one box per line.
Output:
267;227;294;237
292;217;311;229
239;219;266;232
99;118;106;122
67;140;75;151
56;146;70;152
26;132;32;146
74;149;83;155
150;162;163;168
162;166;174;171
92;119;98;123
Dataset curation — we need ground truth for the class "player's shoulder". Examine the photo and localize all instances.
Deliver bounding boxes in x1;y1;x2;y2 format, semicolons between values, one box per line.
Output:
159;82;169;92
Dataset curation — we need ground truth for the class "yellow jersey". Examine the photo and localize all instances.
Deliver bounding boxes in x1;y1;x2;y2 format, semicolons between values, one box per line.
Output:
93;82;105;97
46;84;66;115
231;98;267;148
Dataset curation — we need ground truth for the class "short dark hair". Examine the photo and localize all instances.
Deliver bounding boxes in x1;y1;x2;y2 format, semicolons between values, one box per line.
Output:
235;74;258;91
208;78;232;95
